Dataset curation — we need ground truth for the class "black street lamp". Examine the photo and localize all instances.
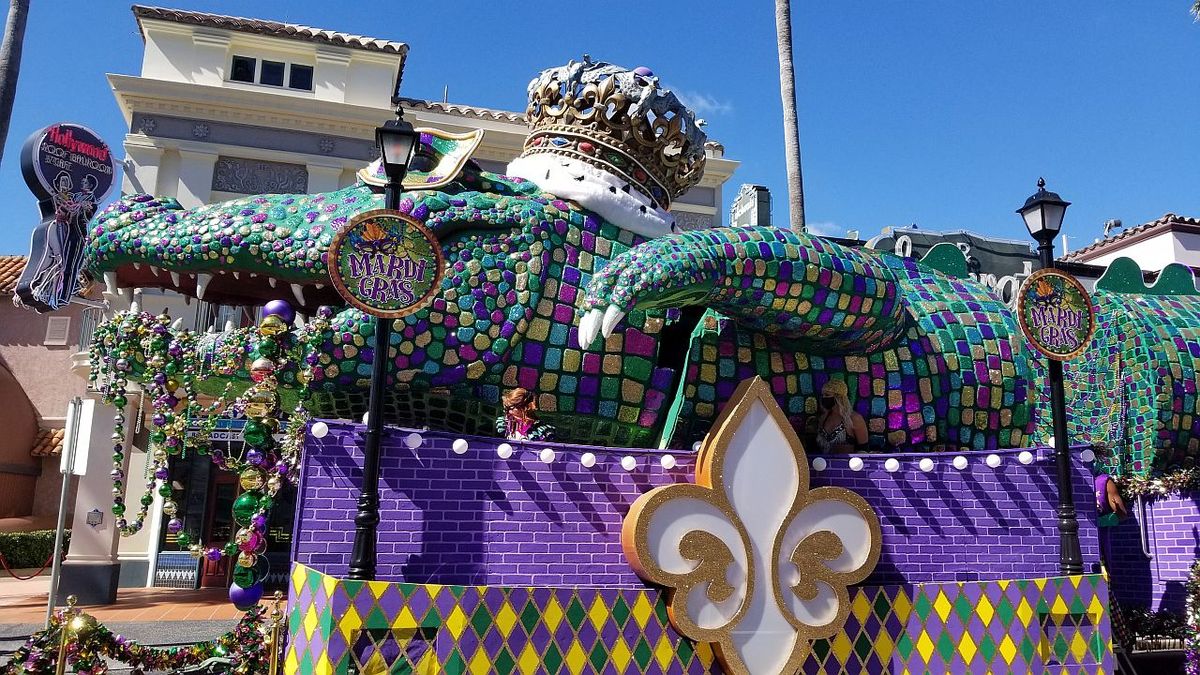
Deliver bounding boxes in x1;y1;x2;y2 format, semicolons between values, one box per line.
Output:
1016;177;1084;576
347;113;418;581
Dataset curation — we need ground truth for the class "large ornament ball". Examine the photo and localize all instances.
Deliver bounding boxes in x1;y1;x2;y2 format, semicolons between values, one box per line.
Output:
579;452;597;468
257;314;288;337
496;443;514;459
249;358;276;383
232;492;261;526
404;432;423;449
634;66;654;78
232;557;268;587
262;300;295;325
239;467;266;492
237;551;258;569
241;419;271;447
310;421;329;439
452;439;469;455
229;582;264;611
176;532;192;548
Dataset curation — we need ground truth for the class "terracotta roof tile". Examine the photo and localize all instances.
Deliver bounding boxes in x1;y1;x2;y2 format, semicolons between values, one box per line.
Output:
132;5;408;56
1061;213;1200;262
0;256;26;295
31;427;65;457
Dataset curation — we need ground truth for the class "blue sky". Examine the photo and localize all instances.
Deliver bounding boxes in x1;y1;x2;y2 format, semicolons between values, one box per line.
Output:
1;1;1198;255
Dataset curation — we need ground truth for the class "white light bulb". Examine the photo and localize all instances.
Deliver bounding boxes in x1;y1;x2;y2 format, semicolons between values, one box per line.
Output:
1018;451;1034;465
580;452;597;468
848;457;864;472
952;455;969;470
310;421;329;439
918;458;934;472
539;448;555;464
496;443;514;459
621;456;637;471
452;438;469;455
811;457;827;472
884;458;900;473
361;412;369;424
404;432;423;450
1046;436;1055;449
985;453;1002;468
1080;448;1096;463
660;454;676;470
692;441;702;452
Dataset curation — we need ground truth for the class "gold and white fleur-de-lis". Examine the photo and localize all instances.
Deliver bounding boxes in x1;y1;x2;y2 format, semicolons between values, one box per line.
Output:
622;377;882;675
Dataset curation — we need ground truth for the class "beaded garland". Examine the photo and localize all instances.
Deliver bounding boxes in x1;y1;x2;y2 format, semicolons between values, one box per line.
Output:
89;301;329;602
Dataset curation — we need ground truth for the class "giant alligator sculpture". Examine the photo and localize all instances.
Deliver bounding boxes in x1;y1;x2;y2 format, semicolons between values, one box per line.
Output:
79;58;1200;474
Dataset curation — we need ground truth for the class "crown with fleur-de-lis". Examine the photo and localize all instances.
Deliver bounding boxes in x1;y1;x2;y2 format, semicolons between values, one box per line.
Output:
521;56;708;210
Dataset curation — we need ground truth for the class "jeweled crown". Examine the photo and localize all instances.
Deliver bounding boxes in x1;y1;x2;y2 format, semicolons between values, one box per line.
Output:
522;57;708;209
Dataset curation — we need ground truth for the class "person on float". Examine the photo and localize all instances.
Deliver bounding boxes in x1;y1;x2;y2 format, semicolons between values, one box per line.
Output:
496;388;556;442
814;379;868;454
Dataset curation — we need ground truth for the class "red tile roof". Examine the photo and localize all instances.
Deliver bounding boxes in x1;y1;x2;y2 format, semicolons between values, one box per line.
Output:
30;427;65;457
1061;213;1200;262
0;256;26;295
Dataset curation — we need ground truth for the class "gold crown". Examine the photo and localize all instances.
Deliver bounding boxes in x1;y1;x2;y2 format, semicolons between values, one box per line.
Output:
521;58;708;209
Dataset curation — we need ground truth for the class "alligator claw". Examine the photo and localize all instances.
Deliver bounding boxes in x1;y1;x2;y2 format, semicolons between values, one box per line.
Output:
578;308;603;348
601;305;626;339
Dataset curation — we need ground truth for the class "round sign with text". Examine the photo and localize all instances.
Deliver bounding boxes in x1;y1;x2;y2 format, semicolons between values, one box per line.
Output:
21;123;117;205
328;210;444;318
1017;268;1096;361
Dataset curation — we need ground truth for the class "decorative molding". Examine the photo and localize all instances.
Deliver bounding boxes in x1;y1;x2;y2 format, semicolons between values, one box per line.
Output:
675;211;715;231
131;112;377;162
212;156;308;195
137;116;158;134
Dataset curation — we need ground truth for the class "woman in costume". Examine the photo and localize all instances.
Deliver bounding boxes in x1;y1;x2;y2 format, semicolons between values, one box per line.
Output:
496;388;556;442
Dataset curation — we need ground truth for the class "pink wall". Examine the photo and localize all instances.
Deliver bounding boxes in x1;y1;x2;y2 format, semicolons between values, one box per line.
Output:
0;303;89;420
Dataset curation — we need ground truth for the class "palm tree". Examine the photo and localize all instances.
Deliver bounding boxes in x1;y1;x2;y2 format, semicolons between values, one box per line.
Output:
1193;0;1199;20
775;0;806;233
0;0;29;169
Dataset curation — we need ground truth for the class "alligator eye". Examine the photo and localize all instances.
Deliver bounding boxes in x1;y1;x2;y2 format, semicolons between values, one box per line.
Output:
608;186;617;193
649;199;659;210
621;183;631;193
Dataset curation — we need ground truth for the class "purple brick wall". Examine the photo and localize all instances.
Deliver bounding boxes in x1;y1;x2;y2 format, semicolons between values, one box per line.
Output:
1105;490;1200;614
292;422;1100;588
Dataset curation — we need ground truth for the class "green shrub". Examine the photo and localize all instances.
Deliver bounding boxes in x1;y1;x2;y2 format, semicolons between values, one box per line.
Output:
0;529;70;569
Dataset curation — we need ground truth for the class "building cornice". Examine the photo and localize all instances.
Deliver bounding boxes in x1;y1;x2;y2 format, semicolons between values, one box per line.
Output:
1061;214;1200;262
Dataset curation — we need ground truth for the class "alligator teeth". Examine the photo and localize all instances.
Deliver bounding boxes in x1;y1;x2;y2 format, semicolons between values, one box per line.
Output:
232;272;240;280
195;273;211;300
171;318;183;330
170;272;181;287
129;301;140;314
294;314;306;328
224;320;235;332
291;284;306;306
601;305;626;340
149;265;161;276
314;283;325;290
268;278;277;288
103;272;119;295
132;262;142;271
578;308;603;348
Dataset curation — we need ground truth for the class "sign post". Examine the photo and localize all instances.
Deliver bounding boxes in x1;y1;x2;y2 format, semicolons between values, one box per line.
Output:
15;123;117;312
329;207;442;581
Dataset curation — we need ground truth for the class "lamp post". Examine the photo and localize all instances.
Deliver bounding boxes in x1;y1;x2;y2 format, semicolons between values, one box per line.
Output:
1017;177;1084;575
347;114;418;581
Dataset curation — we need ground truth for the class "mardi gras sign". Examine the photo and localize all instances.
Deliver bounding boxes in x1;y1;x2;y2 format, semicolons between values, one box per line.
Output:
1017;268;1096;361
328;210;444;318
15;123;118;312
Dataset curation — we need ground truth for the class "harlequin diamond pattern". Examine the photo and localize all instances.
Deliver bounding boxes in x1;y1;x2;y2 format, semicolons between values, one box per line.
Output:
287;564;1112;674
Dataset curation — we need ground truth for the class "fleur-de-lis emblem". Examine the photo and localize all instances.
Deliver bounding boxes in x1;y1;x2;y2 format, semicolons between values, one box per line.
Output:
622;377;881;675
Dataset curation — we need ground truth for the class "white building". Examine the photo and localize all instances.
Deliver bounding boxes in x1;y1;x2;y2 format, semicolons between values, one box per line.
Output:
62;5;738;600
1060;213;1200;272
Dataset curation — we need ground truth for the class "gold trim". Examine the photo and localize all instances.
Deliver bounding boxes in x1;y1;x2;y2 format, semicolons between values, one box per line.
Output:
1017;268;1096;362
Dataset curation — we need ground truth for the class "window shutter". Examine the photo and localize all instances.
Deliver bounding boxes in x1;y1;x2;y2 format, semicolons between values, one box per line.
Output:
44;316;71;346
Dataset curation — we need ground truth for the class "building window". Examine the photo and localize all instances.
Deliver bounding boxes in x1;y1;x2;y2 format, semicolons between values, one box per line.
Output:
230;55;255;83
260;60;285;87
43;316;70;346
289;64;313;91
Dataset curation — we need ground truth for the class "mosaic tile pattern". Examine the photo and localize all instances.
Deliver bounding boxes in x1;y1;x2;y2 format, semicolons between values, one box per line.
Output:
1063;289;1200;475
285;564;1112;675
660;238;1034;451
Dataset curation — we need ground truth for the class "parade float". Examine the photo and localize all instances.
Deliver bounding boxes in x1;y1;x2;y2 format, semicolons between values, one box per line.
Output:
9;56;1200;673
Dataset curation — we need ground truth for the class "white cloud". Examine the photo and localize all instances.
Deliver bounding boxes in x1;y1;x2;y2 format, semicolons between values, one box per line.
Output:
804;221;842;237
672;89;734;117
